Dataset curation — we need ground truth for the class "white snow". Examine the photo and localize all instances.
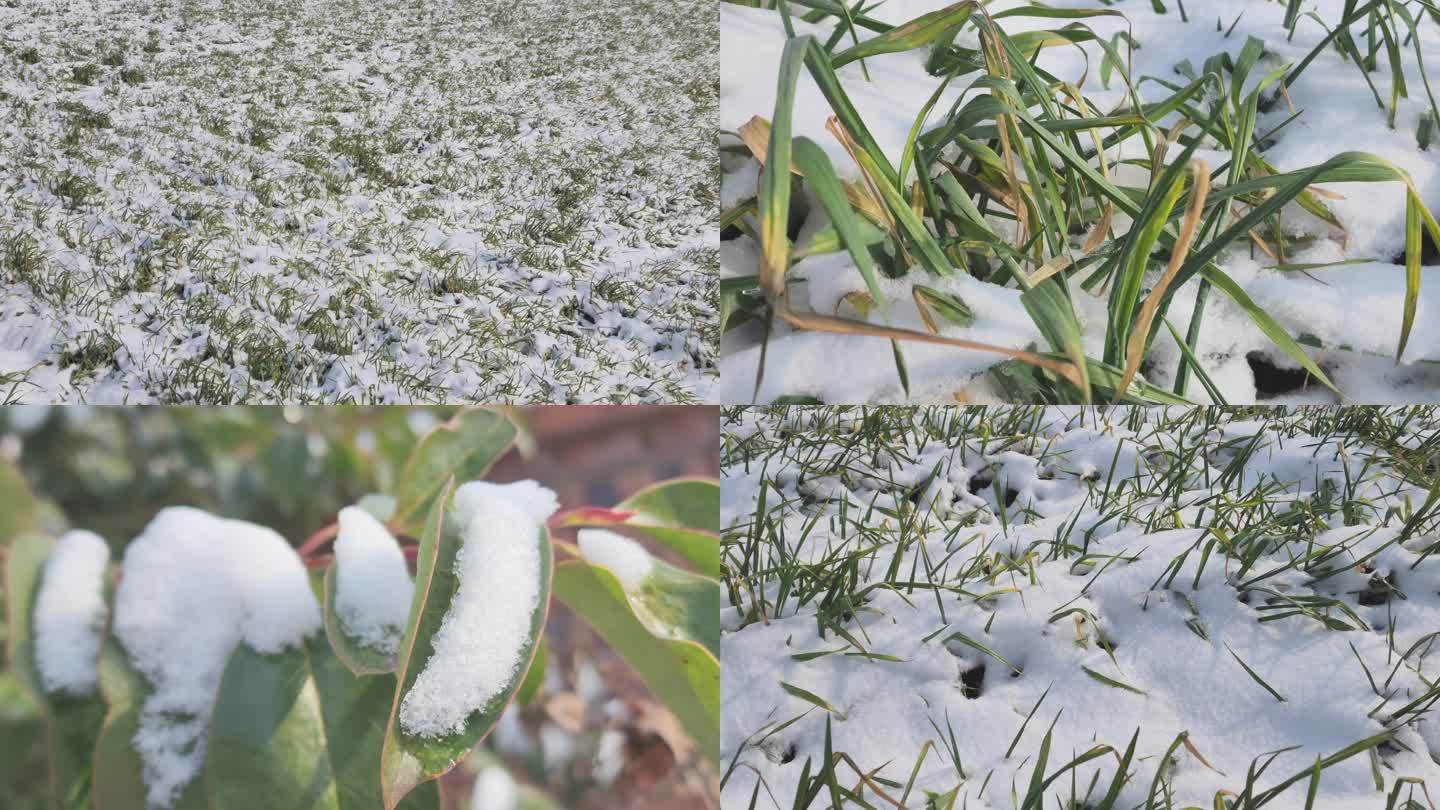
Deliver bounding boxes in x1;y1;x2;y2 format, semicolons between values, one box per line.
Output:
720;0;1440;403
469;766;517;810
0;0;716;404
33;529;111;696
453;479;559;527
398;490;541;738
333;505;413;653
721;407;1440;809
578;529;655;590
113;507;321;809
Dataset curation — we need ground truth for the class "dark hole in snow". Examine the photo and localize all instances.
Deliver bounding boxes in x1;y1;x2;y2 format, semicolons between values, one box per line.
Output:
966;472;992;495
1002;488;1018;508
1247;351;1318;397
721;224;742;241
779;743;797;764
1388;222;1440;266
959;662;986;699
1357;571;1397;606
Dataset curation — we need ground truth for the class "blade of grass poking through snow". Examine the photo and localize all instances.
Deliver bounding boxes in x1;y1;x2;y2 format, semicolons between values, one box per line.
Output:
1081;665;1147;695
1193;151;1440;365
780;681;848;720
1119;160;1210;395
388;408;519;534
380;481;551;809
942;630;1019;673
6;533;111;810
829;1;976;68
555;478;721;577
206;634;439;810
792;136;910;392
1020;279;1091;401
1225;643;1286;703
758;35;810;302
553;559;719;763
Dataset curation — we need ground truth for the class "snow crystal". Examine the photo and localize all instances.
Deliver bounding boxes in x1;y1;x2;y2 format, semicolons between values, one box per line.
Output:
33;530;111;696
398;491;541;738
114;507;321;809
453;479;559;526
578;529;654;589
469;766;517;810
592;728;626;786
334;506;413;653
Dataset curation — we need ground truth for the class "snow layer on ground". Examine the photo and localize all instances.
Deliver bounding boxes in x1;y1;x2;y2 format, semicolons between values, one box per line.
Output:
720;0;1440;403
113;507;320;809
0;0;716;404
33;529;110;696
399;489;541;738
721;407;1440;809
578;528;655;589
334;505;412;653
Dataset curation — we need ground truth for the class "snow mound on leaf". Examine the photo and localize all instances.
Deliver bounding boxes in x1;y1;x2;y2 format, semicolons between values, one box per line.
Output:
399;489;542;738
334;505;413;653
113;507;320;809
34;529;111;696
454;479;560;526
578;529;654;589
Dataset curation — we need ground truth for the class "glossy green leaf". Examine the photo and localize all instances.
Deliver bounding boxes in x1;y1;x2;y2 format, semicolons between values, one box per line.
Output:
514;639;546;706
390;409;520;533
322;565;397;676
6;533;109;810
381;481;551;809
206;639;439;810
92;637;209;810
557;478;720;577
552;560;719;764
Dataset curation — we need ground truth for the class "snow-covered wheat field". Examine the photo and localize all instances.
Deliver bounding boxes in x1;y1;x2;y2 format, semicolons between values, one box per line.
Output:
721;406;1440;808
0;0;717;404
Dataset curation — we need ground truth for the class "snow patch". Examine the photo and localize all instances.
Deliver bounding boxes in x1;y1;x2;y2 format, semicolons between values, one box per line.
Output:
334;506;413;653
578;529;654;589
34;530;111;696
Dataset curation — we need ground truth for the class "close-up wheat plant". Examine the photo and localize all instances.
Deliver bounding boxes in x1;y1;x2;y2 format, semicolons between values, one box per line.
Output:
720;0;1440;405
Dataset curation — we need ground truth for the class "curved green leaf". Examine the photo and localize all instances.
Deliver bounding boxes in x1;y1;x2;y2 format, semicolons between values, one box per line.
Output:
6;534;110;810
557;478;720;577
552;560;719;764
380;481;551;809
322;565;398;677
205;639;439;810
390;409;520;533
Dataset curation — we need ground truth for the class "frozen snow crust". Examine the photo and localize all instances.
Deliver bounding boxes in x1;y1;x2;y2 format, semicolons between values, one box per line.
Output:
0;0;716;403
399;488;542;739
721;407;1440;809
720;0;1440;403
113;507;321;809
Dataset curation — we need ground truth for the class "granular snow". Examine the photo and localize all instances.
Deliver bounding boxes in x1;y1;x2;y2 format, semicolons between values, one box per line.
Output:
577;529;654;590
334;506;413;653
398;490;541;738
113;507;321;809
453;480;559;526
33;530;111;696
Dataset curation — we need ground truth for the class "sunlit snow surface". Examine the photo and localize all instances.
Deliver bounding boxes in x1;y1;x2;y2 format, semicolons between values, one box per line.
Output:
720;0;1440;403
0;0;716;403
721;407;1440;809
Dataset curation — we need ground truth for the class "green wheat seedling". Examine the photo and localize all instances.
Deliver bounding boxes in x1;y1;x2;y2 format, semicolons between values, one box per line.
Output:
721;405;1440;808
722;0;1440;403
